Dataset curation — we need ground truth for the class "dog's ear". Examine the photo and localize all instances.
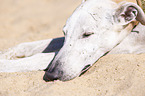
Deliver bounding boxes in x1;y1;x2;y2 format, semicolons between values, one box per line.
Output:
114;2;145;25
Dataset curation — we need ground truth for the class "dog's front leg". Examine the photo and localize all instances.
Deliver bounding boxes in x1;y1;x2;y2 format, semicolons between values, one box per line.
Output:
0;53;55;72
0;37;64;59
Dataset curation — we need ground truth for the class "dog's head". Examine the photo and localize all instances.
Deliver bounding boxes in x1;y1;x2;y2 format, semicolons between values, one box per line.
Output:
44;0;145;81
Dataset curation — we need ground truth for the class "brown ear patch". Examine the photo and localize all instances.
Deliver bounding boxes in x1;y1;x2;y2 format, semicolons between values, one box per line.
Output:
137;0;145;12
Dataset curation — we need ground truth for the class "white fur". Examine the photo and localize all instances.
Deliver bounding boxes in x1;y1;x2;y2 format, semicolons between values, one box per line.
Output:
0;39;53;60
0;53;55;72
0;0;145;81
111;23;145;54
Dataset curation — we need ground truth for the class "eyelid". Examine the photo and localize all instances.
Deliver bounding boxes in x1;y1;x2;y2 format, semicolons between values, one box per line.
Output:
83;32;94;38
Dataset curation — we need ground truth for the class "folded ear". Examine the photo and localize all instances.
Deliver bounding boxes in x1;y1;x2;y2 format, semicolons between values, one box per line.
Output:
114;2;145;25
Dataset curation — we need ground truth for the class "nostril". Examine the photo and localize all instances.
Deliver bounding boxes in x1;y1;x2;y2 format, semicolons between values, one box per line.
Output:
43;72;58;81
43;70;63;82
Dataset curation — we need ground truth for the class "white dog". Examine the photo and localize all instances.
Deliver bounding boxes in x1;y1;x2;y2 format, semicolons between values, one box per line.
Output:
0;0;145;81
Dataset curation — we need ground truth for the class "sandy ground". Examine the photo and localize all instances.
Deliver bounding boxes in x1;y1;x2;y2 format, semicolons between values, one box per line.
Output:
0;0;145;96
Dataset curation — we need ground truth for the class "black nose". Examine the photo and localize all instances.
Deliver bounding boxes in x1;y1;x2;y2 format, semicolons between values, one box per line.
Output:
43;70;63;82
43;59;63;81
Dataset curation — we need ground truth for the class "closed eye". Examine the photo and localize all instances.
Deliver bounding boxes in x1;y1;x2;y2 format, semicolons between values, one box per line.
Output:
83;32;94;38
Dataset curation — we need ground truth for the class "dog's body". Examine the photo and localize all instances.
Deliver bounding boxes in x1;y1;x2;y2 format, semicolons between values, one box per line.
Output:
1;23;145;72
0;0;145;81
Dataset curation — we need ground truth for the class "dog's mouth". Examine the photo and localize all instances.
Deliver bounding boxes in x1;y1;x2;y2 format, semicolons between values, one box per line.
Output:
79;64;91;76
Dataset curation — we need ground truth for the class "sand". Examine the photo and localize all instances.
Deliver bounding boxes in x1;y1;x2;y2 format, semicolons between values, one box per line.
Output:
0;0;145;96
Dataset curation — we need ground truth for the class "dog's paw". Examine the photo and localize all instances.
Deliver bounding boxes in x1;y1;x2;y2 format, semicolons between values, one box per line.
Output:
0;43;33;59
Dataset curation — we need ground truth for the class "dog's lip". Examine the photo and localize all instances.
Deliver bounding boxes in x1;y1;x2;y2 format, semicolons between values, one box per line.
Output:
79;64;91;76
